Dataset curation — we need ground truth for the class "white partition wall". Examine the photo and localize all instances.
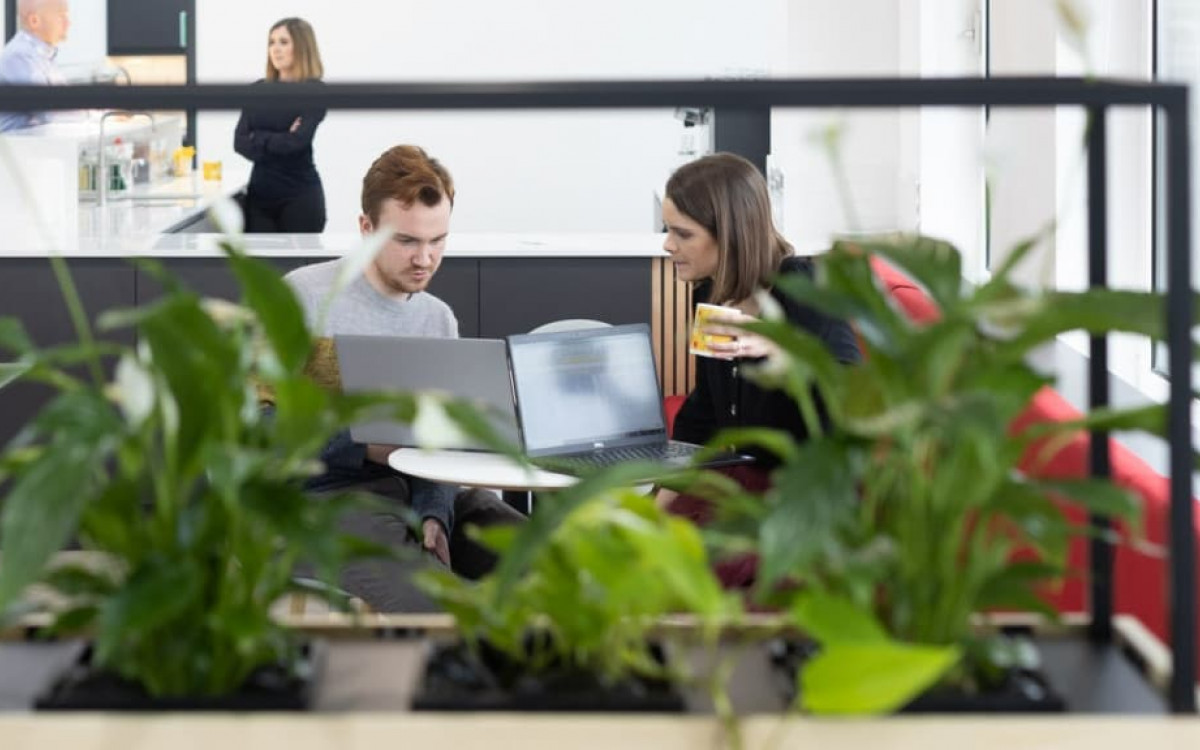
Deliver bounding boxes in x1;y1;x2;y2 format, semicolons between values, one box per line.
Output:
194;0;777;234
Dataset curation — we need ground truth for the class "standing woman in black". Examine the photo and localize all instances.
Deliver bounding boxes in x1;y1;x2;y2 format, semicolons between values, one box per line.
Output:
234;17;327;233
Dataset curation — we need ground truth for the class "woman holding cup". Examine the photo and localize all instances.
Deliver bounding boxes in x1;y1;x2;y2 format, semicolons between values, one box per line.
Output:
657;153;861;584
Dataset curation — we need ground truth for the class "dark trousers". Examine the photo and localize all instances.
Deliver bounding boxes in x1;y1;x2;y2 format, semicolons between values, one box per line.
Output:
667;464;771;590
319;476;524;613
244;182;327;233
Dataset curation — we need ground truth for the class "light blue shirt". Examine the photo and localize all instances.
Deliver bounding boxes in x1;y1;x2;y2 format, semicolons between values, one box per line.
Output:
0;30;66;132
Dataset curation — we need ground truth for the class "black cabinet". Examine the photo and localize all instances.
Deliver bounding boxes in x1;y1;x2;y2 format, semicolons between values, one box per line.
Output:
137;257;331;305
477;258;652;337
0;254;651;442
0;259;136;446
139;257;481;337
107;0;191;56
428;259;480;338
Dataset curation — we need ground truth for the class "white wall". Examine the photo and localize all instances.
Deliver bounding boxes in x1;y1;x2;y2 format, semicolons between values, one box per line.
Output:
770;0;914;253
914;0;986;278
57;0;106;73
986;0;1060;288
1053;0;1155;391
195;0;776;234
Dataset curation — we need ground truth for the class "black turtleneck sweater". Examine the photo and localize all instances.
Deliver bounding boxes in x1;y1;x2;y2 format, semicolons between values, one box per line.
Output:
233;79;325;202
671;256;862;468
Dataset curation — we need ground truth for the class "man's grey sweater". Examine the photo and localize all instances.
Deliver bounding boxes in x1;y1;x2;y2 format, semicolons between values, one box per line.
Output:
284;258;459;531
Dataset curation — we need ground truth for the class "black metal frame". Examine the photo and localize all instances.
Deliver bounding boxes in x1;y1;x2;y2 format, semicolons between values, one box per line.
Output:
0;75;1194;712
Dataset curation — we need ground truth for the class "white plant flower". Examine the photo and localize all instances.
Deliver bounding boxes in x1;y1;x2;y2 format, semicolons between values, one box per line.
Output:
316;227;392;334
753;289;785;322
1055;0;1091;71
207;196;245;237
333;227;392;296
412;392;472;450
114;353;155;425
200;297;254;328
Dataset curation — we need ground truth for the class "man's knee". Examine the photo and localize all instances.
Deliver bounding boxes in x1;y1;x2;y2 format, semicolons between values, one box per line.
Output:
455;487;525;525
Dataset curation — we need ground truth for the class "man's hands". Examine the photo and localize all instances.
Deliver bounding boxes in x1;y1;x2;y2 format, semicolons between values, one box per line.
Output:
363;445;451;566
422;518;451;567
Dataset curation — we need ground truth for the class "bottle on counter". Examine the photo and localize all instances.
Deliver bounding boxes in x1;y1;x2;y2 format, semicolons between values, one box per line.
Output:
106;138;133;195
172;145;196;177
78;144;98;194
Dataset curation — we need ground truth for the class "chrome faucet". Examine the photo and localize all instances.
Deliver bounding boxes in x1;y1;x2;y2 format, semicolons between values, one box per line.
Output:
97;110;155;207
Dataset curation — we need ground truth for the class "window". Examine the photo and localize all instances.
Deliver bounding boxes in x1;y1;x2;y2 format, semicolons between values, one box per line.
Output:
1154;0;1200;375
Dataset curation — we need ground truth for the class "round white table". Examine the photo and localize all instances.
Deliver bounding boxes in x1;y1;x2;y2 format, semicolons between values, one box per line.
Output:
387;448;576;492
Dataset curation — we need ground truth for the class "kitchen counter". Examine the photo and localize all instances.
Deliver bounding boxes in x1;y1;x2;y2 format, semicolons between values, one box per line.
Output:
143;231;669;259
1;220;668;258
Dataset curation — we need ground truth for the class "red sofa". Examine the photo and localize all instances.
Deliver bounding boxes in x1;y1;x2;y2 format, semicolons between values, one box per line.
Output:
664;257;1200;672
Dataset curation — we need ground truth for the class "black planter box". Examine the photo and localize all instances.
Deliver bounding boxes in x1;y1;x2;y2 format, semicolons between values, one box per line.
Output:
411;638;687;713
767;637;1067;714
34;641;325;712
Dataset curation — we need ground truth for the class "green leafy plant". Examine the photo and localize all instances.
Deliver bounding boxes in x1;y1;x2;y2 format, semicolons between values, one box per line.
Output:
0;231;423;697
705;234;1177;713
417;468;744;684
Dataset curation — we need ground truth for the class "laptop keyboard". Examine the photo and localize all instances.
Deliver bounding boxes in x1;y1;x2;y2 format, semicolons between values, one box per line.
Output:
552;442;699;469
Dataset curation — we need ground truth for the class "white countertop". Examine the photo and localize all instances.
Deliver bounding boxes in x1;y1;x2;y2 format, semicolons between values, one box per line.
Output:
1;148;668;259
3;221;668;259
11;111;180;144
143;232;669;259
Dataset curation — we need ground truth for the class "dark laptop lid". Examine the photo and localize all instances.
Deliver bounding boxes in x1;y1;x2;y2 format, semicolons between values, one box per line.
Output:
506;323;668;458
335;334;520;450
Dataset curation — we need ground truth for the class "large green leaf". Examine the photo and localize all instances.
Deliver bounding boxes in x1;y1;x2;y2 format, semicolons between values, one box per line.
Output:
1026;477;1141;529
1003;289;1187;356
1021;403;1167;441
846;235;963;312
978;229;1052;295
0;362;30;391
756;440;858;594
800;640;961;715
904;318;974;398
43;563;120;598
987;478;1073;564
974;561;1063;620
94;560;203;665
0;438;107;612
0;317;33;355
31;388;124;444
225;248;312;374
703;426;800;464
790;591;887;643
137;294;240;472
489;460;679;601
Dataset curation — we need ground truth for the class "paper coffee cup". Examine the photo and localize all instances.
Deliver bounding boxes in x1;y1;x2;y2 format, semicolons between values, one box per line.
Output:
689;302;738;357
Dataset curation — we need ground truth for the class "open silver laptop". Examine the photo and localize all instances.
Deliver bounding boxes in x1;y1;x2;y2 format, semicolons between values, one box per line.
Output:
505;323;753;472
335;334;520;451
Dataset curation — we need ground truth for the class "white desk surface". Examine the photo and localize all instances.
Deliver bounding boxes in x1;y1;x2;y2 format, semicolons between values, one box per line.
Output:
3;715;1199;750
388;447;575;491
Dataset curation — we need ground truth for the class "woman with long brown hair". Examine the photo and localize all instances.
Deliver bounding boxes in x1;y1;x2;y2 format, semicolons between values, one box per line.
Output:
233;17;327;232
656;153;861;587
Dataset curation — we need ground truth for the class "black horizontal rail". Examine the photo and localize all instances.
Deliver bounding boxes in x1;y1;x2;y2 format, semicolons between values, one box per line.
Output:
0;76;1187;111
0;73;1193;714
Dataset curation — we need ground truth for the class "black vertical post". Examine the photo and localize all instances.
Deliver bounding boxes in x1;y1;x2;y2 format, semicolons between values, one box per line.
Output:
1086;106;1114;643
1165;90;1197;714
712;107;771;175
185;0;197;153
4;0;14;43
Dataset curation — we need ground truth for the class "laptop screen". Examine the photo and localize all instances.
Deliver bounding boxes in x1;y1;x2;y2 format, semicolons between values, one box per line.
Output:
507;324;667;456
